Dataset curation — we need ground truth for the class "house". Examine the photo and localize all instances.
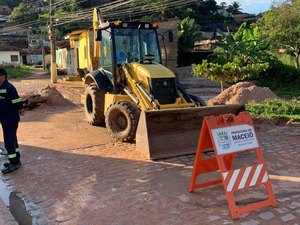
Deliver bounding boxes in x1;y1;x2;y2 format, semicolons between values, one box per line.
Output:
194;39;221;51
157;19;178;73
56;40;73;74
0;5;11;15
234;13;261;24
0;5;11;28
63;29;94;76
21;0;47;13
0;45;21;66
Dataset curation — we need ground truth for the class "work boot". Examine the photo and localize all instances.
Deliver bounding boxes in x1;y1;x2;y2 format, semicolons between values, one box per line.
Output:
1;163;20;174
3;162;21;168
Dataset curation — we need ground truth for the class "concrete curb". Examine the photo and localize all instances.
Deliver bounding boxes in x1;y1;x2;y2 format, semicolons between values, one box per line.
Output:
0;198;18;225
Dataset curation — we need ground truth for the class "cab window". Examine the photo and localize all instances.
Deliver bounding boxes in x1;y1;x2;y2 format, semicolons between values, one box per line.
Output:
100;29;113;74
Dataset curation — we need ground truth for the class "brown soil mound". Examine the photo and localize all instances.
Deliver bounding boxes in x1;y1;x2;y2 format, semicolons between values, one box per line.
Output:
208;82;278;105
38;85;75;106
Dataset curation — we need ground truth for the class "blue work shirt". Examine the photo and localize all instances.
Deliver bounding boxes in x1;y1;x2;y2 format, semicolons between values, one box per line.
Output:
0;80;23;123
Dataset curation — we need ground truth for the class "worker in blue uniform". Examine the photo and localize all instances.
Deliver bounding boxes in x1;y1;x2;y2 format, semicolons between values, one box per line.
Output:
0;68;24;174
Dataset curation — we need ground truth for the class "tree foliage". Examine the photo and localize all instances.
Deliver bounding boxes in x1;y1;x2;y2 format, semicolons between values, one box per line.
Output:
257;0;300;68
193;23;270;90
9;3;32;21
53;0;80;12
6;0;243;39
227;1;242;14
177;17;202;53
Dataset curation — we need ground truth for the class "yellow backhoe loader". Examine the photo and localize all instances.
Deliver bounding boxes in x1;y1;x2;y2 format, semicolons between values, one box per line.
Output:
84;9;244;159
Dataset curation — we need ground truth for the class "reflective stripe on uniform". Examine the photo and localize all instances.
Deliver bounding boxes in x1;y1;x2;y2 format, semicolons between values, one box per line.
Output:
0;89;7;93
8;153;17;159
16;148;21;152
12;98;22;104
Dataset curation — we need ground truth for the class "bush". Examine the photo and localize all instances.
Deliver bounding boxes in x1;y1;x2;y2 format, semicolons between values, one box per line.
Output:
5;64;34;79
261;60;300;82
256;57;300;99
246;98;300;121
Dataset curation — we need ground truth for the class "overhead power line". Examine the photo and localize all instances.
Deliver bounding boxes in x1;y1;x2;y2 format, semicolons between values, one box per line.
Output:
54;0;197;26
0;19;48;34
0;0;196;34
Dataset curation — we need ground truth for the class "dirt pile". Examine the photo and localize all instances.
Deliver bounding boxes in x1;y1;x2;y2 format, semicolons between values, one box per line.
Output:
22;85;75;109
208;82;278;105
38;85;75;106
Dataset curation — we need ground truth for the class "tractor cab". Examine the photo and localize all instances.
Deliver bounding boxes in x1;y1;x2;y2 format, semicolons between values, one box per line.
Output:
96;21;163;87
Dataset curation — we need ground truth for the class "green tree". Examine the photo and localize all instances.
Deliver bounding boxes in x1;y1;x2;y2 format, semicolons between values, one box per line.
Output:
9;3;33;21
177;17;202;53
257;0;300;68
193;23;270;91
227;1;242;15
53;0;80;12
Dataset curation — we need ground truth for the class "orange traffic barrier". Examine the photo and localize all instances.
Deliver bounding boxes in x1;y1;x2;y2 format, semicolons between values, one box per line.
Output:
189;111;277;219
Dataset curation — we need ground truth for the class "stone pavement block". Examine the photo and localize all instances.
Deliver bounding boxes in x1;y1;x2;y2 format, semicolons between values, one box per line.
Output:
289;201;300;208
240;219;260;225
258;211;275;220
277;197;291;202
208;215;221;221
0;199;18;225
222;220;234;224
281;213;296;223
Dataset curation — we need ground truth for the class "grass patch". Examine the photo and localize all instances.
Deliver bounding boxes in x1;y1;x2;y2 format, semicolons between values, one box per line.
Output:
274;53;296;67
257;80;300;99
256;54;300;99
6;65;34;79
246;98;300;121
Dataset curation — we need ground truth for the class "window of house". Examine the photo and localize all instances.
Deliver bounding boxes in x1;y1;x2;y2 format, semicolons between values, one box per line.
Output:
11;55;19;62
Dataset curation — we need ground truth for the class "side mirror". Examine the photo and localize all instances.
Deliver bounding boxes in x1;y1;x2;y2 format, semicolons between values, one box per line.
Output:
168;30;173;43
96;29;102;41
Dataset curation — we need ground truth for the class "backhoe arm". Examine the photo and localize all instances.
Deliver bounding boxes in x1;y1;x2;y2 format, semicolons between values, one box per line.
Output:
122;64;158;111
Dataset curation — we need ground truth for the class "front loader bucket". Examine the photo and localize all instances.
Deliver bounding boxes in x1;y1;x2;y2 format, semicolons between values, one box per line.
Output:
136;104;244;159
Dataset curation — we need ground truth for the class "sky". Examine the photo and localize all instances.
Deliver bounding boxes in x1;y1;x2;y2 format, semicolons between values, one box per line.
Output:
215;0;273;14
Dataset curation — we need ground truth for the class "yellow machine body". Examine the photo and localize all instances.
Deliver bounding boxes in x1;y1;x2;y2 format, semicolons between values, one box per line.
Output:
83;8;245;159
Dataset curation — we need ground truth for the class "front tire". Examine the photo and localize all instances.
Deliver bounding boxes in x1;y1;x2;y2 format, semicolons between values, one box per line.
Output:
105;101;139;142
84;84;105;126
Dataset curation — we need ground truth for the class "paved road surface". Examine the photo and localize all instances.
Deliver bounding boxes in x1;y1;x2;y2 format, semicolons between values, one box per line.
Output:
0;74;299;224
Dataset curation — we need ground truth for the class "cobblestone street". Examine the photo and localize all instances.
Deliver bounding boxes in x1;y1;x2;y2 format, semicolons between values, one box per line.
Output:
0;105;300;225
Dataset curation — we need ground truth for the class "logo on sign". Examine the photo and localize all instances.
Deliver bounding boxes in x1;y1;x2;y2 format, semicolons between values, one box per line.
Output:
217;131;231;150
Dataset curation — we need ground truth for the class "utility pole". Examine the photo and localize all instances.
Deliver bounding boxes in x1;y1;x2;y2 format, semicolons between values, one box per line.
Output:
49;0;57;83
40;29;46;69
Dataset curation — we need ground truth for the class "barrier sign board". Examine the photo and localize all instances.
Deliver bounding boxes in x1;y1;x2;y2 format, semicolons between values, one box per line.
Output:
189;112;277;219
211;124;259;155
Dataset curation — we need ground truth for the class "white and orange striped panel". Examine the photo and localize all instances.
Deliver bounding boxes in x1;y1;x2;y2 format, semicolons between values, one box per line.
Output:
222;164;269;192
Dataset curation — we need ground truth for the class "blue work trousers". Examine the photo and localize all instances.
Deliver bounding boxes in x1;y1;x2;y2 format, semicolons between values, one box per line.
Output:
0;120;20;164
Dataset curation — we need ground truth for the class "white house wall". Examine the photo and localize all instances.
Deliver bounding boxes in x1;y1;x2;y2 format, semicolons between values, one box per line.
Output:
26;54;43;65
0;51;20;65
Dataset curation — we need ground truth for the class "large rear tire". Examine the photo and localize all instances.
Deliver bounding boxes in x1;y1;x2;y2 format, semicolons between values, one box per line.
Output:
105;101;139;142
189;94;207;106
84;84;105;126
